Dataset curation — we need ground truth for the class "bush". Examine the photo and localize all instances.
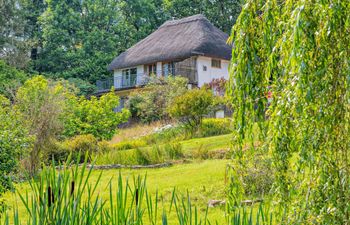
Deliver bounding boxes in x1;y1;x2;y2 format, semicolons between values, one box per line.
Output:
164;143;184;160
143;126;188;145
0;95;32;195
97;140;113;153
64;90;131;140
236;151;274;197
112;139;147;151
43;141;70;164
0;60;28;99
192;144;210;160
168;88;214;130
198;118;232;137
134;148;151;165
148;145;165;164
127;76;188;123
62;135;99;163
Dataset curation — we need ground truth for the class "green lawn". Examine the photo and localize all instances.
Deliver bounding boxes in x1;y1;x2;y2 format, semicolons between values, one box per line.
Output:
4;160;230;224
180;134;232;152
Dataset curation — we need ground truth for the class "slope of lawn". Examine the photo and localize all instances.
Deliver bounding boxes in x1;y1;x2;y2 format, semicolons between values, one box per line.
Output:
4;160;230;224
95;134;232;165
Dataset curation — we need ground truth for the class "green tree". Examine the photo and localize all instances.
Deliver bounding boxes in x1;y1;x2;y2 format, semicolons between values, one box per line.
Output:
163;0;242;33
0;95;33;195
15;76;73;174
119;0;167;41
21;0;46;71
0;0;31;69
67;78;97;96
168;88;214;130
0;60;28;99
37;0;133;83
229;1;349;224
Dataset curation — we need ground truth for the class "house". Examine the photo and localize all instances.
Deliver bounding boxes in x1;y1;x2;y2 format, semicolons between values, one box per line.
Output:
97;14;232;110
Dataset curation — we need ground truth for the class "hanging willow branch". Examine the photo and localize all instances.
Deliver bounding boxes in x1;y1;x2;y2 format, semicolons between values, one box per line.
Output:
228;0;349;224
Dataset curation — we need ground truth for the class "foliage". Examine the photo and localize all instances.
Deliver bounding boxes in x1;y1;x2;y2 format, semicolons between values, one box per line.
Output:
163;0;242;34
127;76;188;123
198;118;232;138
67;78;96;96
112;139;148;151
37;0;135;83
0;0;31;69
143;125;189;145
168;88;214;130
192;145;210;160
15;76;72;175
233;148;274;198
163;142;184;160
229;1;350;224
14;76;129;173
62;134;99;163
0;95;32;196
64;90;130;140
94;141;183;166
45;136;111;164
205;77;228;96
0;60;28;98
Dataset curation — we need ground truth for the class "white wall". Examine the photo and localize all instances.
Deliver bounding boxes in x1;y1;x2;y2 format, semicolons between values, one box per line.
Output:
156;62;162;77
136;65;144;85
196;56;230;87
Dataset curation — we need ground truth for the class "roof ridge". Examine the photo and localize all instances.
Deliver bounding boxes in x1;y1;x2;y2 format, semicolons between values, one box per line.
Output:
159;14;207;28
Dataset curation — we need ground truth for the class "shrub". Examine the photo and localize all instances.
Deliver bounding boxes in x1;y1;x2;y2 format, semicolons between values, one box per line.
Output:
15;76;73;175
163;143;184;160
67;78;96;96
0;95;33;195
198;118;232;137
97;140;113;153
43;141;70;164
62;134;99;163
235;150;274;197
64;90;130;140
148;145;165;164
168;88;214;130
134;148;151;165
143;126;188;145
112;139;147;151
0;60;28;99
127;76;188;123
192;144;210;160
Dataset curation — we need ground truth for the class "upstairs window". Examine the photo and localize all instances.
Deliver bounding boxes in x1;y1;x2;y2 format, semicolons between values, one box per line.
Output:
211;59;221;68
121;68;137;87
162;62;175;77
144;64;157;76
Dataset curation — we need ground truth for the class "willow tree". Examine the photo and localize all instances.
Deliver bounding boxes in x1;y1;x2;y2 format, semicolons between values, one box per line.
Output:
228;1;349;224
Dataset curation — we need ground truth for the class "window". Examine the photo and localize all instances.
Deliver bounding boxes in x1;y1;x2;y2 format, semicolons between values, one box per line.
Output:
211;59;221;68
162;62;175;77
121;68;137;87
144;64;156;75
203;65;207;71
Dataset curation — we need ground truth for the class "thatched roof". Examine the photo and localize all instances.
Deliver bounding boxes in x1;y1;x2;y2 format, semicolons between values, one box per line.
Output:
108;14;232;71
